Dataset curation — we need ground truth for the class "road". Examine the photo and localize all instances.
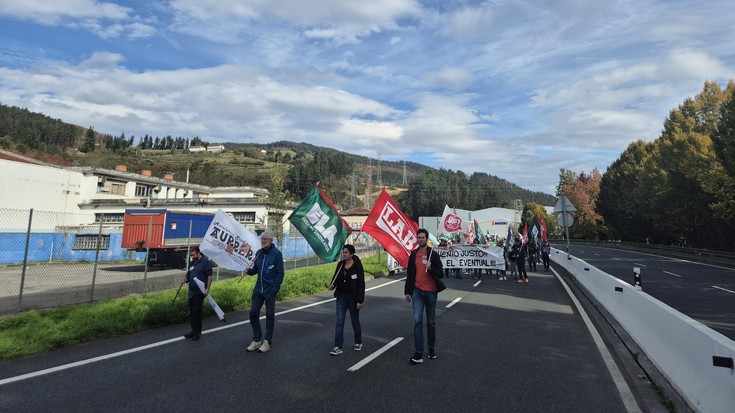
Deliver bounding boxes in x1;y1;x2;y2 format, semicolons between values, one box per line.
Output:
0;268;640;413
557;243;735;341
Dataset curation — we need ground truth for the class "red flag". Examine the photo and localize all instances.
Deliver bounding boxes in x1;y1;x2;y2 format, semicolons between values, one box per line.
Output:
362;189;419;268
522;223;528;243
540;218;548;241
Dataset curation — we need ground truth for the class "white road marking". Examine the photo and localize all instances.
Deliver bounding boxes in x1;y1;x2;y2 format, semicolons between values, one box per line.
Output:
551;268;642;413
633;263;647;267
0;277;407;386
712;285;735;295
347;337;403;372
613;258;621;261
446;297;462;308
574;245;735;272
662;271;682;278
473;280;482;287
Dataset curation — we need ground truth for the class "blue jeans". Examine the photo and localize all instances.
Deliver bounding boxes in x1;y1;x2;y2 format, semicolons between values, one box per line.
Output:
335;293;361;348
250;290;276;343
412;288;437;353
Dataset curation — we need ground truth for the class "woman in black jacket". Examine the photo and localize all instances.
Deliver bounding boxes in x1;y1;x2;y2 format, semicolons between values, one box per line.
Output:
328;244;365;355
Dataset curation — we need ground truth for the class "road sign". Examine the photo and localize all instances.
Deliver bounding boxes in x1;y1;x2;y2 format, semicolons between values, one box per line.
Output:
554;195;577;212
557;212;574;228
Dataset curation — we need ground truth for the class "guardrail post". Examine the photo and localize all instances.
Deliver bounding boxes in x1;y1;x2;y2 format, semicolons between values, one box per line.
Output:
633;267;642;291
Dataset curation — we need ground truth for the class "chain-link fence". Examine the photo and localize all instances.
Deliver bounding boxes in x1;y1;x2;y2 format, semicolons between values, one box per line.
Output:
0;208;385;314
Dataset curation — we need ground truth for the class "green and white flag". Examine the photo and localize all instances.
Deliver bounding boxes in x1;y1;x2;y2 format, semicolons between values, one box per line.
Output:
288;183;351;262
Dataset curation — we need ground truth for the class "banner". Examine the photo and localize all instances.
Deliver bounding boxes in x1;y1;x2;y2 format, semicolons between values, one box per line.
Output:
438;205;464;235
435;244;505;270
200;209;260;271
507;224;514;248
473;219;484;244
362;189;418;268
288;184;351;262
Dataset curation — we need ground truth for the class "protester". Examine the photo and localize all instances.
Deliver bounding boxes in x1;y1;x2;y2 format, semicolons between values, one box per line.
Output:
245;231;285;353
508;240;518;279
182;246;213;341
541;239;551;271
515;236;528;283
528;238;538;271
328;244;365;356
498;239;507;280
405;229;444;364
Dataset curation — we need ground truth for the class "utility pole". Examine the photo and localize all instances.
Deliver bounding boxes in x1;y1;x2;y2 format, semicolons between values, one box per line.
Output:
364;159;372;209
402;161;408;186
377;155;382;189
350;171;357;209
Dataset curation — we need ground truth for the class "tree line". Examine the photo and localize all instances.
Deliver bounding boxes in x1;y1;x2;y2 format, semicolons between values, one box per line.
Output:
559;81;735;252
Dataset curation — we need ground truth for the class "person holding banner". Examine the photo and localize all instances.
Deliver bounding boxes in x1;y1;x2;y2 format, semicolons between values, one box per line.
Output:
327;244;365;356
405;229;444;365
182;247;213;341
245;231;285;353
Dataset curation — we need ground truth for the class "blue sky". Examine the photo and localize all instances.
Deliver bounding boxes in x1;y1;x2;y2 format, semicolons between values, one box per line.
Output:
1;0;734;194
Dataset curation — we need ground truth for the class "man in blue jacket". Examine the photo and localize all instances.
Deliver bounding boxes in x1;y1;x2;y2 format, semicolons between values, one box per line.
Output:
183;246;213;341
245;231;285;353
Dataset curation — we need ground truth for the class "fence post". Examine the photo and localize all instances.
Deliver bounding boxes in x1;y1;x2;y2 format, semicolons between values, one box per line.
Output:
18;208;33;312
186;219;193;269
143;216;152;293
90;214;104;302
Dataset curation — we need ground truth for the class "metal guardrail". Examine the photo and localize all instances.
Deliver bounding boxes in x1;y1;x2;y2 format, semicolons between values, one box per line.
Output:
556;239;735;267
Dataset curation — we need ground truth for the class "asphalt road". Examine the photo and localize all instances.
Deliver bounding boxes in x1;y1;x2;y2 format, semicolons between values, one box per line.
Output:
0;269;639;413
557;243;735;341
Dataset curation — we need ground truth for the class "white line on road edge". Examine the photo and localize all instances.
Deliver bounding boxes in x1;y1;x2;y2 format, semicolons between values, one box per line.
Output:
0;277;408;387
472;280;482;287
712;285;735;295
347;337;403;372
633;263;647;267
446;297;462;308
551;268;642;413
662;271;682;278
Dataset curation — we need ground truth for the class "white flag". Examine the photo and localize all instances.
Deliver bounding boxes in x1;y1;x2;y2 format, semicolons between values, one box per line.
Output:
200;209;261;271
438;205;465;235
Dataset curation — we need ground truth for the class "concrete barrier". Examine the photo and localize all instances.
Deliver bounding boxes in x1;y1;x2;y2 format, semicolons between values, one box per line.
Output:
551;248;735;413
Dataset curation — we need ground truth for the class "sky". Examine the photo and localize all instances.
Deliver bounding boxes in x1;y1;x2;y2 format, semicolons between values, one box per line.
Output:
1;1;734;194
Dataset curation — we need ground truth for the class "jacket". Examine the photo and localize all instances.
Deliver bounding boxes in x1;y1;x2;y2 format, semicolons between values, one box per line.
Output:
404;246;444;296
247;244;285;295
332;255;366;304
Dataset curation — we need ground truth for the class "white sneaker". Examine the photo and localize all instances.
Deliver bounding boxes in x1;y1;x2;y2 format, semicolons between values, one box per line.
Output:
330;347;343;356
246;340;263;352
353;343;363;351
258;340;271;353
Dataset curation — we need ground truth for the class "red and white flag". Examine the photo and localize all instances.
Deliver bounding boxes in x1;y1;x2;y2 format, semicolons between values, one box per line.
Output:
438;205;464;235
362;189;419;268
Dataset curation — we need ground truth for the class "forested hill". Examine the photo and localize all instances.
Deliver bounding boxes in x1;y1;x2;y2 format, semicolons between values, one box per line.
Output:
0;103;556;215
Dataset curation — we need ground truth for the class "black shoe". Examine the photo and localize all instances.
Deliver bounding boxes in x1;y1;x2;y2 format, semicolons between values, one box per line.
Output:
184;331;195;339
192;334;201;341
428;348;436;359
409;352;423;364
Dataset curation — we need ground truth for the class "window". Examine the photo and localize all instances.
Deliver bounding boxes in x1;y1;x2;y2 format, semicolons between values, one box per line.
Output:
74;234;110;250
94;213;124;224
135;185;151;197
231;211;256;223
110;183;126;195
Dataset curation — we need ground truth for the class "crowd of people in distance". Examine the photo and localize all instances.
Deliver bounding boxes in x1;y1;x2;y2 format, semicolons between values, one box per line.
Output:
437;232;552;283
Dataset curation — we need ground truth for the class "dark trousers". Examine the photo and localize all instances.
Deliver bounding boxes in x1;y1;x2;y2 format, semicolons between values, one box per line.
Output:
188;294;204;334
517;258;527;279
528;255;537;271
542;253;550;270
250;291;277;343
335;293;361;348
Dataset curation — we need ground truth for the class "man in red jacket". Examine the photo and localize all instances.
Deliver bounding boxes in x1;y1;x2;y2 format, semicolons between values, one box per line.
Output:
405;228;444;365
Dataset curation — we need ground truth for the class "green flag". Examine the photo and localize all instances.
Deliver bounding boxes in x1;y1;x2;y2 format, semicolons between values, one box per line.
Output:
288;184;351;262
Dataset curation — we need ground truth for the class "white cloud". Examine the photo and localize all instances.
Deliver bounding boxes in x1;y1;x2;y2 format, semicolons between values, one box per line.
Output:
168;0;421;43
